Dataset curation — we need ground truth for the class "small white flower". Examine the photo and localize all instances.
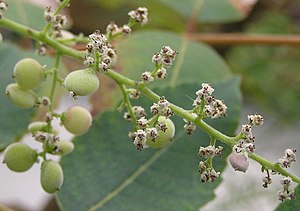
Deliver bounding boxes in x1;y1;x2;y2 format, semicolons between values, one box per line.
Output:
141;71;154;83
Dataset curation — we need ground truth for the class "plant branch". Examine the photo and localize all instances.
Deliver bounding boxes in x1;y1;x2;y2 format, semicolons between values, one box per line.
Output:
105;69;300;183
1;16;299;184
117;82;138;129
250;154;300;183
46;53;61;133
49;54;61;112
185;33;300;46
0;18;85;60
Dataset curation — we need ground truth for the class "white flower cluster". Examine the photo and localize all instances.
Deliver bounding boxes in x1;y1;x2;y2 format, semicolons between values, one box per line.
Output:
106;22;131;37
150;97;173;118
44;6;67;38
278;148;296;168
141;71;154;83
152;46;177;68
124;105;161;150
84;30;117;72
128;7;148;26
128;125;159;151
141;46;177;83
193;83;227;119
123;106;146;122
198;146;223;158
233;114;264;156
262;174;272;188
183;118;197;135
277;177;295;201
198;161;220;183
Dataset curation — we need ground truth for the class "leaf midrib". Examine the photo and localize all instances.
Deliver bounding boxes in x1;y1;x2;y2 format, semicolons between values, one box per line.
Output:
169;0;203;87
87;131;185;210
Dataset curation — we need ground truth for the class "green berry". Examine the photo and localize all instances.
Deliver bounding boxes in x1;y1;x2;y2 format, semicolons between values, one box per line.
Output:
28;121;48;134
4;143;38;172
147;116;175;148
64;68;99;96
13;58;44;90
5;83;37;108
40;160;64;194
61;106;92;135
52;141;75;155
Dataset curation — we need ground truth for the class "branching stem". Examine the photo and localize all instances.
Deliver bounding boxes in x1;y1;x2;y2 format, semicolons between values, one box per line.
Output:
1;16;299;184
117;83;138;129
0;18;84;60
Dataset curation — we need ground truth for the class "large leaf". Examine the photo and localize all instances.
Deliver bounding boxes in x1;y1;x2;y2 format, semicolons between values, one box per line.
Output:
72;0;185;33
56;77;241;210
275;185;300;210
116;31;232;87
0;42;54;151
159;0;256;23
4;0;46;30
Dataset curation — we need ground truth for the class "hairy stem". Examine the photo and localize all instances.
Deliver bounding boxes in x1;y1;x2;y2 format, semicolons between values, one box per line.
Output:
117;83;138;129
0;18;84;60
49;54;61;112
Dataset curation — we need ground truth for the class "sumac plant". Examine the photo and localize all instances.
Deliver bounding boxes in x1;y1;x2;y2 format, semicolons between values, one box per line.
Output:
0;0;299;210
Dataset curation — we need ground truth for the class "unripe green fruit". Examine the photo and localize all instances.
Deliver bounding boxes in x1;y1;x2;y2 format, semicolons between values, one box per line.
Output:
64;68;99;96
4;143;38;172
28;121;47;134
5;83;37;108
147;116;175;148
52;141;75;155
61;106;92;135
13;58;44;90
40;160;64;194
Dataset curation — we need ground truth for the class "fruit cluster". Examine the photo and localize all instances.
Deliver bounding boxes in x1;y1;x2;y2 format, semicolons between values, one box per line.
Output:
4;58;94;193
6;58;44;108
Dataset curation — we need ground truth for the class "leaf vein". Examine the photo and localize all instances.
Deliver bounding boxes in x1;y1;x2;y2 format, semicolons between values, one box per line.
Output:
87;146;170;211
169;39;188;87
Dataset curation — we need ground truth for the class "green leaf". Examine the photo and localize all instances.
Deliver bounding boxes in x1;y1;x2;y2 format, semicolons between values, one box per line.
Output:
275;185;300;210
158;0;250;23
4;0;45;30
226;11;300;121
81;0;186;32
0;42;54;151
116;31;232;87
56;77;241;210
